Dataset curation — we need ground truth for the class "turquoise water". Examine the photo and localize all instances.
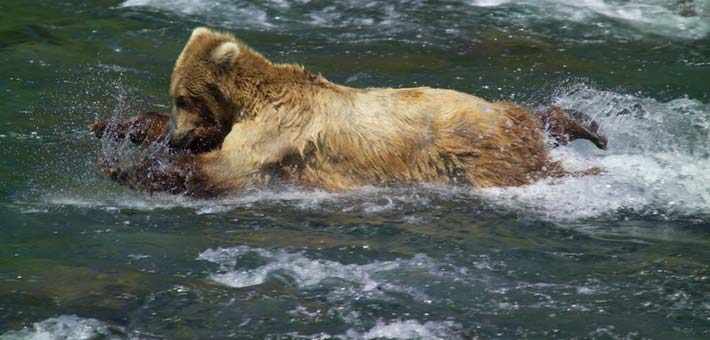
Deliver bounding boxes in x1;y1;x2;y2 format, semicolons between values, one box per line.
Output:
1;0;710;339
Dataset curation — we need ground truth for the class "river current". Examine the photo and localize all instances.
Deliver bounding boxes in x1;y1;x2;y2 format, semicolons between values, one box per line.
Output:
1;0;709;339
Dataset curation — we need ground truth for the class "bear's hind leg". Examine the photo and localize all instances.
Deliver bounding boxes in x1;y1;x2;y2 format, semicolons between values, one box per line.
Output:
537;106;607;150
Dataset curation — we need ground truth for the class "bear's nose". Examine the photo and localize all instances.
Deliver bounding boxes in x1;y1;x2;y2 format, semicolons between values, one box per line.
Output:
168;131;194;150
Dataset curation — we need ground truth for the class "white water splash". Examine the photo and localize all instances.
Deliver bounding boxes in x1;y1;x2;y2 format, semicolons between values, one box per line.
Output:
120;0;710;41
199;246;386;289
472;0;710;39
481;84;710;221
198;246;449;302
344;319;462;340
43;184;447;215
287;319;462;340
0;315;125;340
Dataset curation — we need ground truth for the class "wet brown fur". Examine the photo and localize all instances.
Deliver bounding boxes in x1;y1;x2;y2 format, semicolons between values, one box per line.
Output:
538;107;608;150
90;112;169;146
99;27;604;196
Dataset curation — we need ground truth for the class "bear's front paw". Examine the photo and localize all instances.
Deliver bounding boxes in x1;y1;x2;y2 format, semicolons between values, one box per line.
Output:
98;155;213;196
89;121;109;139
89;112;170;146
98;158;135;184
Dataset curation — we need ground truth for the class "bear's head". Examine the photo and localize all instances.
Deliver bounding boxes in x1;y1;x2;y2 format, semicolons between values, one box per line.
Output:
168;27;260;153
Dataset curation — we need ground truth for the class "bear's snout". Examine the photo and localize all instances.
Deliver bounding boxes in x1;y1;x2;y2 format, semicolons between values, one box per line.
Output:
168;128;223;154
168;130;195;151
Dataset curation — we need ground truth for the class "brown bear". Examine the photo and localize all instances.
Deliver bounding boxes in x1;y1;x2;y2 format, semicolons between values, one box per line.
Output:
93;27;606;197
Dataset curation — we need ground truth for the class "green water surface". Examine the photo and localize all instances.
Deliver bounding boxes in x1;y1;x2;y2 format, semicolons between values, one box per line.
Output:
1;1;709;339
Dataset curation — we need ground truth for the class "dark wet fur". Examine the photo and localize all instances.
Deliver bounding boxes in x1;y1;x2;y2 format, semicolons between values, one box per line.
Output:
99;155;217;197
168;124;225;154
90;111;224;154
536;106;608;150
91;112;223;197
90;112;170;146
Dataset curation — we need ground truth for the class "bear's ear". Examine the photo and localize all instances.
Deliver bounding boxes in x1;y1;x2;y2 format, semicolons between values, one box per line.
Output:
210;41;240;67
190;27;212;40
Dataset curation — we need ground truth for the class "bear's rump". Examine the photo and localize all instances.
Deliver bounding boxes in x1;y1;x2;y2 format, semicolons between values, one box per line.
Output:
292;100;557;189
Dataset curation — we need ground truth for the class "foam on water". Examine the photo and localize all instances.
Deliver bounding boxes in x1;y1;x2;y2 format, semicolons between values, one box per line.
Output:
43;184;451;215
199;246;465;339
286;319;461;340
473;0;710;39
346;319;461;340
198;246;444;302
0;315;127;340
120;0;710;42
480;84;710;222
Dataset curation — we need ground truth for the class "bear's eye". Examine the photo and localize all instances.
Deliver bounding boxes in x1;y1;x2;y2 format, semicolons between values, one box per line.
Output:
175;97;189;110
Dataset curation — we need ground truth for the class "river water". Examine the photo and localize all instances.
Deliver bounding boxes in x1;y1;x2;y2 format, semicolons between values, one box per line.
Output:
1;0;709;339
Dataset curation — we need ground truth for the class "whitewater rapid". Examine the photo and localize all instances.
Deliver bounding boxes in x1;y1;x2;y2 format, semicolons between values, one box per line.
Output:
121;0;710;42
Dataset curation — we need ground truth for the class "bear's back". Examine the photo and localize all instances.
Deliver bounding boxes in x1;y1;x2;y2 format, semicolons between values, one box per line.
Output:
294;86;552;189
